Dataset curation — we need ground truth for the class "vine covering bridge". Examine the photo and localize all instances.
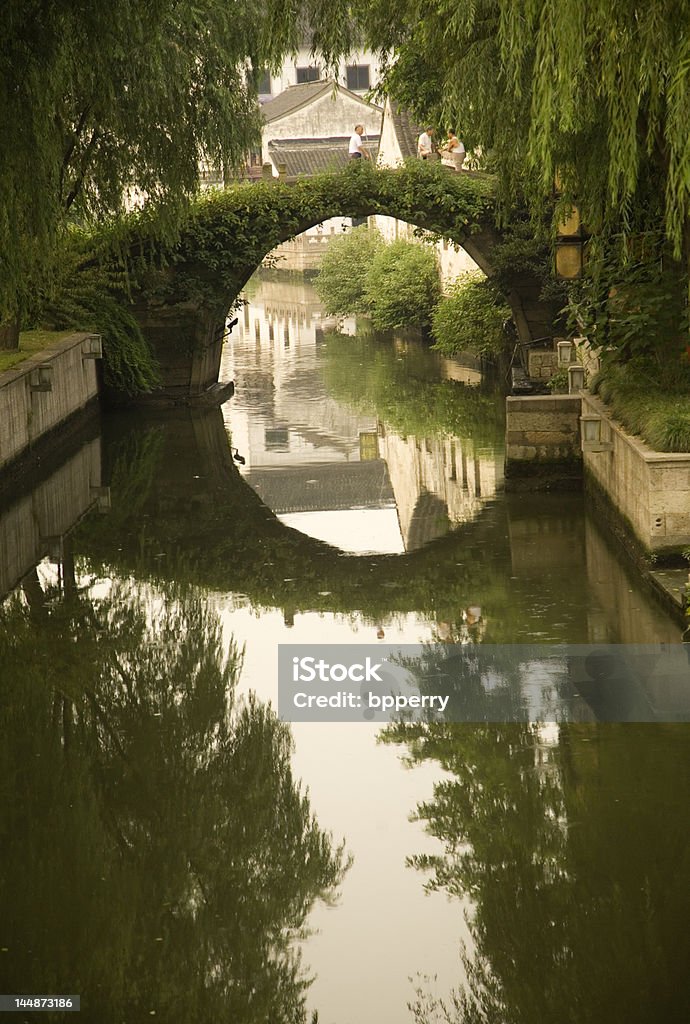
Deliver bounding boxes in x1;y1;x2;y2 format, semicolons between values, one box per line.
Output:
121;161;554;400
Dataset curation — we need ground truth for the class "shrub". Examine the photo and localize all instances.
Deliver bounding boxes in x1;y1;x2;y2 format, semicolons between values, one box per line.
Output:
594;362;690;452
547;368;570;393
364;240;441;331
431;275;511;357
27;230;161;396
313;226;384;316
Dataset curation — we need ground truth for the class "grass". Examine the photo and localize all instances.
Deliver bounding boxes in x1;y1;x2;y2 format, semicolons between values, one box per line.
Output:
594;362;690;452
0;330;79;373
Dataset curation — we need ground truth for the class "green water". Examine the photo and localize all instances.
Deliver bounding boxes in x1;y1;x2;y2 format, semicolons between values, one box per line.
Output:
0;272;688;1023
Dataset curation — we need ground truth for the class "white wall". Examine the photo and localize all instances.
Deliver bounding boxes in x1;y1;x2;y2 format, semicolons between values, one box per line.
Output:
264;48;382;98
261;88;382;164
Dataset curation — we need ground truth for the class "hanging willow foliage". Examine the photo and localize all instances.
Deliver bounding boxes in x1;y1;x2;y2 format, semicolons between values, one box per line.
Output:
29;236;160;396
496;0;690;252
0;0;358;322
346;0;690;259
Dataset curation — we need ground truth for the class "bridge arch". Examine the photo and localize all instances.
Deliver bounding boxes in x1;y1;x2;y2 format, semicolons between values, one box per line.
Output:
125;162;555;399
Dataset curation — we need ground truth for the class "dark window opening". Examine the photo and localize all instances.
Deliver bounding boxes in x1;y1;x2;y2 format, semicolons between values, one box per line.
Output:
296;66;320;84
346;64;370;91
256;71;271;95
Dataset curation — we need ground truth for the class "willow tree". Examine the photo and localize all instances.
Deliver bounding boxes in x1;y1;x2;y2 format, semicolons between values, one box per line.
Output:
259;1;690;366
0;0;352;346
350;1;690;246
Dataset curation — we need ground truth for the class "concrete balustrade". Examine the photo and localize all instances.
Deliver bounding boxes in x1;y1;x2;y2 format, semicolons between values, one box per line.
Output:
581;392;690;558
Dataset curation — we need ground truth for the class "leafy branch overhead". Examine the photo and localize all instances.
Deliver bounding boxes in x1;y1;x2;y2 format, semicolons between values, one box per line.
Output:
0;0;359;320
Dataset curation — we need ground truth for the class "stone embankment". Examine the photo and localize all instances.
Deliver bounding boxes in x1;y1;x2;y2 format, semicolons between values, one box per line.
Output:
0;332;101;476
505;390;690;619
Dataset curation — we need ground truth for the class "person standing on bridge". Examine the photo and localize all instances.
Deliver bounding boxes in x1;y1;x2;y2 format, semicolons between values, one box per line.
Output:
349;124;371;161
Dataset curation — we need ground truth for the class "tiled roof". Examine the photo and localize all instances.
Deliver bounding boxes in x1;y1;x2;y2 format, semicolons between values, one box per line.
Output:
261;79;383;125
245;461;395;513
261;81;333;123
388;100;422;161
268;136;381;178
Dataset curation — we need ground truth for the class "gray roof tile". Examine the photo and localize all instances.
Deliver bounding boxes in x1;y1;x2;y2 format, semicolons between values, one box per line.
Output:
245;461;395;513
268;136;380;178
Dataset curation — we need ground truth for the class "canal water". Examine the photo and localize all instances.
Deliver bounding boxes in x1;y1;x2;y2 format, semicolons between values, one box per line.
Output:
0;270;689;1023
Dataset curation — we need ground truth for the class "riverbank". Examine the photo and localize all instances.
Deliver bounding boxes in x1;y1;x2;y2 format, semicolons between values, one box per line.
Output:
0;331;101;478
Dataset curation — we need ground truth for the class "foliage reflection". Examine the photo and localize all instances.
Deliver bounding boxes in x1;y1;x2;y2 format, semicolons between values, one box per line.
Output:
0;568;347;1022
382;719;690;1023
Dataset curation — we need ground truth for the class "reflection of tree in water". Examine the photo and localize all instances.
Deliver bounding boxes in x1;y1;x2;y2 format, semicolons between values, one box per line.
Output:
382;720;690;1024
395;644;532;724
0;571;346;1022
322;332;505;448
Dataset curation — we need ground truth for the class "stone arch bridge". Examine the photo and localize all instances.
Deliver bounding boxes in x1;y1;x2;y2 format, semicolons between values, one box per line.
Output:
124;162;555;400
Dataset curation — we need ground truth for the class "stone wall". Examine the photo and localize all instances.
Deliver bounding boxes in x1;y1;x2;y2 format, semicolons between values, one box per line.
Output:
581;393;690;558
527;348;558;380
0;334;99;472
505;395;582;486
505;391;690;558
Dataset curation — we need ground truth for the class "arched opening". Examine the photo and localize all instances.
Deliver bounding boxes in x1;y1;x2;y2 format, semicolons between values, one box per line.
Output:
221;219;506;557
125;165;556;400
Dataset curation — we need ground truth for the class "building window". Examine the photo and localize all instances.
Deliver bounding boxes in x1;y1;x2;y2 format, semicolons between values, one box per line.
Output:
346;64;370;91
296;66;320;84
256;70;271;95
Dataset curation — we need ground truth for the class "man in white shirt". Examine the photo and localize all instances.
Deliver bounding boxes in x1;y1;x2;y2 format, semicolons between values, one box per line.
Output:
417;127;435;159
349;124;371;160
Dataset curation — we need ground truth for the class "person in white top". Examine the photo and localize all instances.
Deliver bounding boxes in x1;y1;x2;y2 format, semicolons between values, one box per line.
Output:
439;129;466;170
417;127;435;159
349;124;371;160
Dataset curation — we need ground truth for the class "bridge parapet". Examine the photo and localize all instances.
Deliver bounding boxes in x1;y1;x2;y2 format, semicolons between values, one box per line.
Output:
118;163;555;400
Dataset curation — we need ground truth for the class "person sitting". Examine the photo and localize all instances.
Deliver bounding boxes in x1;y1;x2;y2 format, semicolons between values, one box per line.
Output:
417;126;435;160
439;129;466;171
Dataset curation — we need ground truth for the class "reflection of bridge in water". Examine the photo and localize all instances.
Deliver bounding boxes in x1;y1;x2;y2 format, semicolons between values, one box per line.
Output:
223;274;503;553
0;404;683;646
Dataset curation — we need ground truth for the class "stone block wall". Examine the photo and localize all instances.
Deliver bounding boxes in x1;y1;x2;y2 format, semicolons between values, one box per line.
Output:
505;395;582;486
581;393;690;557
528;348;558;380
0;334;99;472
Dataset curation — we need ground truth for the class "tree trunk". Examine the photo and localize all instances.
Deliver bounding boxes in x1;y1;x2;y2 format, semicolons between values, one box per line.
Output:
0;316;20;350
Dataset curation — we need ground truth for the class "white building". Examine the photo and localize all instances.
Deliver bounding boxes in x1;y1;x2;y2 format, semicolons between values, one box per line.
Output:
258;80;381;267
257;48;383;102
260;79;382;179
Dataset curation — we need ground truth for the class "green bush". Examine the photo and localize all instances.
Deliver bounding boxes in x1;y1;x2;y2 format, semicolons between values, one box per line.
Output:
314;229;441;331
431;276;511;357
313;226;384;316
364;239;441;331
29;232;160;396
595;362;690;452
547;367;570;393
